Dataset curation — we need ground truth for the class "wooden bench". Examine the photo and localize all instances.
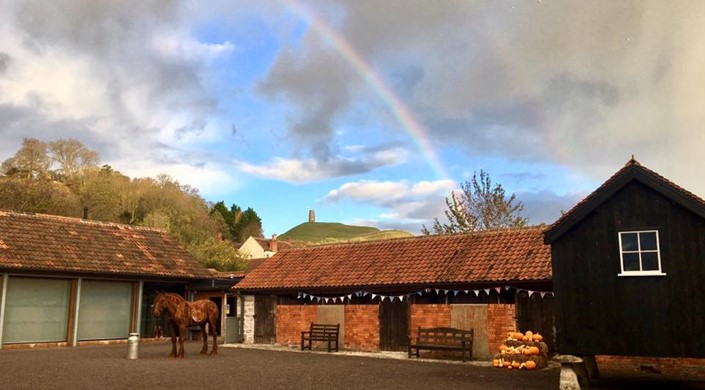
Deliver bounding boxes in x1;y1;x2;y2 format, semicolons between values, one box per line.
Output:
301;323;340;352
408;327;473;362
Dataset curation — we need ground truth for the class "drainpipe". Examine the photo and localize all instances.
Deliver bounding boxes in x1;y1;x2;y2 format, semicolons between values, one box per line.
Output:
72;277;82;347
238;291;245;343
135;281;144;335
0;274;8;349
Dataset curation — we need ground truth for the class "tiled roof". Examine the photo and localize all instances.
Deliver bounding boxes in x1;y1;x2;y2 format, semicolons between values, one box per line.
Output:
235;226;550;291
544;158;705;243
0;210;212;279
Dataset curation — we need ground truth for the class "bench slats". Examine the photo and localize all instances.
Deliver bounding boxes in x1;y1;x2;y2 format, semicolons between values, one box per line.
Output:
408;327;473;362
301;322;340;352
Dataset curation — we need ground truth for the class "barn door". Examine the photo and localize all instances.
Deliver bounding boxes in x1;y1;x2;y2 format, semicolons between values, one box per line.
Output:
516;292;555;352
254;295;276;344
379;299;410;351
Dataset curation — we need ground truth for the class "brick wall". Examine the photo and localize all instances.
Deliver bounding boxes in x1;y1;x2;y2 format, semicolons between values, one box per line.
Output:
486;304;516;355
409;304;451;339
596;355;705;377
344;305;379;351
276;305;317;346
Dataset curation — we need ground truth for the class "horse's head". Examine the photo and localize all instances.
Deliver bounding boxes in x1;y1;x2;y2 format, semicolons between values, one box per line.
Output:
153;294;166;317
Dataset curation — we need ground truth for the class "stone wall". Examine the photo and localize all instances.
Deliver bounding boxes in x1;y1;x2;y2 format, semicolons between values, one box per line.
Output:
242;295;255;344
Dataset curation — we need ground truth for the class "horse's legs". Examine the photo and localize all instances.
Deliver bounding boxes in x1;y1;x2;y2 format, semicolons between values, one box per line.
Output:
178;325;187;358
209;315;218;355
169;323;179;358
199;323;208;354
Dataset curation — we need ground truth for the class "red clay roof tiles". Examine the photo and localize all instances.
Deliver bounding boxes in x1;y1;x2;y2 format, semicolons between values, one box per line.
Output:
0;210;212;279
235;226;550;291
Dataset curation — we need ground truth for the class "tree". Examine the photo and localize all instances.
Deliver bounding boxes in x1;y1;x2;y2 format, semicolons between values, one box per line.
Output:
421;170;528;235
210;202;264;242
48;139;99;181
1;138;51;179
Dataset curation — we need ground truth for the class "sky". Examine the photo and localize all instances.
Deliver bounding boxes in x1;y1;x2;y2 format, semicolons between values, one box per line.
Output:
1;0;704;237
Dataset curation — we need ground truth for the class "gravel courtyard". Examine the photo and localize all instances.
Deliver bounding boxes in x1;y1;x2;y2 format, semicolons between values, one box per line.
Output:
0;341;560;390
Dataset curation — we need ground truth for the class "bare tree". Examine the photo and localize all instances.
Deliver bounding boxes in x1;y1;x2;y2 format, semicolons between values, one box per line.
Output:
48;139;99;180
422;170;528;234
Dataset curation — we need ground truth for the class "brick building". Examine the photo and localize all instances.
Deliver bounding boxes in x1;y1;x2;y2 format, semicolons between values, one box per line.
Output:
234;227;553;359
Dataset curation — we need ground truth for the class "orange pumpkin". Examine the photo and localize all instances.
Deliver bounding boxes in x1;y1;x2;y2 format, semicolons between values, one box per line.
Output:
493;359;500;367
523;347;533;356
514;332;524;340
503;360;511;367
525;360;537;370
498;344;506;352
511;361;521;369
533;333;544;342
529;346;540;355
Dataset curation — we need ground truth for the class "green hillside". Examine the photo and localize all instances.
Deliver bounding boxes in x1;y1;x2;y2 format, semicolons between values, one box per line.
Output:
279;222;413;244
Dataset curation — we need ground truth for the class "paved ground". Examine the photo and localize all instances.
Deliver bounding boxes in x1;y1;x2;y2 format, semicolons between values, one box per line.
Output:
0;341;558;390
1;341;705;389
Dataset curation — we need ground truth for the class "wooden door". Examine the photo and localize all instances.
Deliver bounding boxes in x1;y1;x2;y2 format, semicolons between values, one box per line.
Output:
516;292;555;352
254;295;276;344
379;299;410;351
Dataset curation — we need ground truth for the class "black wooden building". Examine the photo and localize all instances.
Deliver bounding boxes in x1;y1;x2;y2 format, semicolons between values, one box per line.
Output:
544;158;705;358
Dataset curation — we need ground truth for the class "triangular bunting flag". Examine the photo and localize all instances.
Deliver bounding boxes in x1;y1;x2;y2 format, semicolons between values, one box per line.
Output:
324;298;329;303
435;289;440;295
484;288;490;295
495;287;502;294
453;290;459;296
463;290;469;294
371;294;377;300
347;294;353;300
528;291;535;297
474;290;480;296
417;291;424;296
399;295;405;301
332;297;338;303
540;292;546;298
504;286;511;291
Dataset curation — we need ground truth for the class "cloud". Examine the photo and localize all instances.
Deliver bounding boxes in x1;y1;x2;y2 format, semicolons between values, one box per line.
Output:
323;179;454;232
517;190;587;226
257;1;705;190
0;0;235;190
234;144;408;183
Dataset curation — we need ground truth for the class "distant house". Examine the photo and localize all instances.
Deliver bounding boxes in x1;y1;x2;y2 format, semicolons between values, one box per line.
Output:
234;227;553;359
238;235;295;259
0;210;217;348
545;158;705;360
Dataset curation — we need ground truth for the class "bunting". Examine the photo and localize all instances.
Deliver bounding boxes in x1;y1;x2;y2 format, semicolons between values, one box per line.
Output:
295;285;555;303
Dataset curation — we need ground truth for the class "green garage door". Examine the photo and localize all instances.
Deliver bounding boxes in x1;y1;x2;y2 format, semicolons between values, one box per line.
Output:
77;280;133;340
3;277;71;343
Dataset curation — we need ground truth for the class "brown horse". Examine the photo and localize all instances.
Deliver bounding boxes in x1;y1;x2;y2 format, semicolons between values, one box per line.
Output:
152;292;219;358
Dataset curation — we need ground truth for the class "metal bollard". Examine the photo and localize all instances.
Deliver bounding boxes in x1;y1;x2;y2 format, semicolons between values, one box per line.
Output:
126;332;140;360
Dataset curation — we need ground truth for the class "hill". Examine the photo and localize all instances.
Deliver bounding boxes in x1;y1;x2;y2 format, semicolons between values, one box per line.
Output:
279;222;413;244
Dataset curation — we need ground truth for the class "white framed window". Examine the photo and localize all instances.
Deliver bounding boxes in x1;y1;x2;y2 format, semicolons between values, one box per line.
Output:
618;230;666;276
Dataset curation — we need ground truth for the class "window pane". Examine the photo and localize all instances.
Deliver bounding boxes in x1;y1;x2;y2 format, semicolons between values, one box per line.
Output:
621;233;638;251
640;232;658;251
622;253;640;271
642;252;660;271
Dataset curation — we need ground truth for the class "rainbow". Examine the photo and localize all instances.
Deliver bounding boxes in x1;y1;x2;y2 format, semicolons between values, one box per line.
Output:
279;0;456;190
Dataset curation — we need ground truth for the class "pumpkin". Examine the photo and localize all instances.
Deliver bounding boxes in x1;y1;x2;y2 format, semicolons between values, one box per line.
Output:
533;333;544;342
511;361;521;369
493;359;500;367
525;360;537;370
498;344;506;352
503;360;511;367
514;332;524;340
523;347;533;356
529;346;540;355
